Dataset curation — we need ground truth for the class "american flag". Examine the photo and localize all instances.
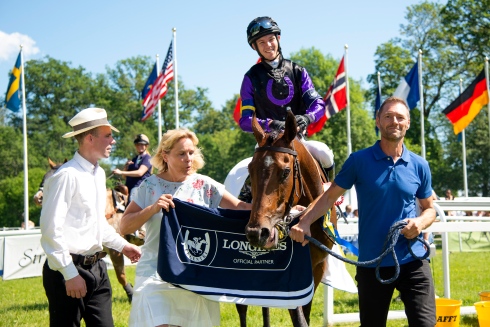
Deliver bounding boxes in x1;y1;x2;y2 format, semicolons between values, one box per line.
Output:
142;41;174;121
307;56;347;136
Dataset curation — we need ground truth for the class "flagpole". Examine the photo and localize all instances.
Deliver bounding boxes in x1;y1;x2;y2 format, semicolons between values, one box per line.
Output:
485;57;490;141
173;28;179;129
156;54;162;144
460;78;468;197
377;71;382;101
418;49;426;159
375;71;381;137
344;45;351;156
20;45;29;229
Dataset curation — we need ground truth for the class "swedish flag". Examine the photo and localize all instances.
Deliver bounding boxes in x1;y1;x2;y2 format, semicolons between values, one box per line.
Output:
5;52;22;112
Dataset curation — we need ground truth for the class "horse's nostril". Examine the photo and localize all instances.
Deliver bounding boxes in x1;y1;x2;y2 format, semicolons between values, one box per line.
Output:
260;228;270;240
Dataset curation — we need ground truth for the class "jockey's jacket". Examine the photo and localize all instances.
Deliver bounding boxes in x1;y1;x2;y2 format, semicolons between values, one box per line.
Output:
239;55;325;133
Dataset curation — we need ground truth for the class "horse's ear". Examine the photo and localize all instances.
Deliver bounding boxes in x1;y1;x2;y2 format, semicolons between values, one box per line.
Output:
48;157;55;169
251;113;266;145
283;109;297;144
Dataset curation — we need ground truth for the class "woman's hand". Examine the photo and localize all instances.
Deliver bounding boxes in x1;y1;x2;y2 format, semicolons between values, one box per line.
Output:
151;194;175;214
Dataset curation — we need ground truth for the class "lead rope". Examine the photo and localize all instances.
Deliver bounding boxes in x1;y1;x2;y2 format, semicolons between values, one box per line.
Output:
302;220;431;284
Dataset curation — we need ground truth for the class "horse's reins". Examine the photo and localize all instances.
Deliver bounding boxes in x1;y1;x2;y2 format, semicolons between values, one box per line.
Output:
304;220;431;284
254;145;304;241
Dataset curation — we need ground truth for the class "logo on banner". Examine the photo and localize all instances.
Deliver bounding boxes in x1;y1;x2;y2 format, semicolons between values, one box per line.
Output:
239;250;268;259
181;230;211;262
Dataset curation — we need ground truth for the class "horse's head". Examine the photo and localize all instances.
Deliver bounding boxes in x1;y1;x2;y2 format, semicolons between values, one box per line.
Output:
245;110;304;249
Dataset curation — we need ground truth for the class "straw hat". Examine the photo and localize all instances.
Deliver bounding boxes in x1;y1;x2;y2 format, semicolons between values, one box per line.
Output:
62;108;119;138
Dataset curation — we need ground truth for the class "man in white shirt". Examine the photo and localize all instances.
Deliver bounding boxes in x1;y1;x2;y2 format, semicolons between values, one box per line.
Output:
40;108;141;327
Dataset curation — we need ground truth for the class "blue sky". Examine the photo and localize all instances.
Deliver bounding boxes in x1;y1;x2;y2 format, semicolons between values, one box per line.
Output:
1;0;428;112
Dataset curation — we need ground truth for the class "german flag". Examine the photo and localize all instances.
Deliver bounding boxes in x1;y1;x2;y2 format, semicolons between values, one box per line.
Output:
443;69;489;134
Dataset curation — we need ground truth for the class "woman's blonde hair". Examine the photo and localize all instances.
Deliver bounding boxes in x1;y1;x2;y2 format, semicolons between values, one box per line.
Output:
150;128;205;173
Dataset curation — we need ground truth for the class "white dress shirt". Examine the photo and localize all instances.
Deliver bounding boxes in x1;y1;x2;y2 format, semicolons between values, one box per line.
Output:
40;151;128;280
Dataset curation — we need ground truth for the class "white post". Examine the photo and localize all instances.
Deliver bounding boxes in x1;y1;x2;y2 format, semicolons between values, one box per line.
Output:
418;50;426;159
173;28;179;129
485;57;490;142
323;285;334;326
432;203;451;299
20;46;29;229
344;45;351;156
460;79;468;198
344;45;353;206
156;54;162;144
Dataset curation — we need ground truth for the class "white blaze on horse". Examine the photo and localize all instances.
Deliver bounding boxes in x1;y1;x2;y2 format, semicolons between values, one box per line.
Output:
35;158;144;302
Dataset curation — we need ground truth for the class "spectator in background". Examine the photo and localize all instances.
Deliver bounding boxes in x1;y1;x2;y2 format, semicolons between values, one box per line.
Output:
344;204;354;218
445;189;455;200
21;220;35;229
444;189;456;216
353;209;359;219
113;134;152;202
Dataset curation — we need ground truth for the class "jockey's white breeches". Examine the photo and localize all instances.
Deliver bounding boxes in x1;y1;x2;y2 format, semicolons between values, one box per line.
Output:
301;139;334;169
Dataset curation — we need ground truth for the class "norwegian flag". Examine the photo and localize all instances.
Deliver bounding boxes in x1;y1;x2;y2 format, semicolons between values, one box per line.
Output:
307;56;348;136
142;41;174;121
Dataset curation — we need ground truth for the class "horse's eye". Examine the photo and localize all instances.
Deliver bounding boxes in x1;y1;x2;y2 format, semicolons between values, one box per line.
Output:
281;167;291;181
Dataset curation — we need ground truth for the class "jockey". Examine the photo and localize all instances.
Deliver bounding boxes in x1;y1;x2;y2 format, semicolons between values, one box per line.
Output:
239;16;334;169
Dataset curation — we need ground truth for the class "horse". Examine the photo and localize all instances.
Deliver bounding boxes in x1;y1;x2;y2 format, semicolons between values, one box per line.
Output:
33;158;66;206
104;185;145;302
35;158;144;302
242;110;335;327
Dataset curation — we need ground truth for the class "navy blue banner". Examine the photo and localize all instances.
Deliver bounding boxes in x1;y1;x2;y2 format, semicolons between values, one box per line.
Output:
158;199;314;308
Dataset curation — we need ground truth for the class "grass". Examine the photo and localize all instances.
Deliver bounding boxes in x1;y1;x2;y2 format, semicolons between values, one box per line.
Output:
0;234;487;326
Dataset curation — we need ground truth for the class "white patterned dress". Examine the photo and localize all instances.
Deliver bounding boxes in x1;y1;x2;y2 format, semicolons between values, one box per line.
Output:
129;173;225;327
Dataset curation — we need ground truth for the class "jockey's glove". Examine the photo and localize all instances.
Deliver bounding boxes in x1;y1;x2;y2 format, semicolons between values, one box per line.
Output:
269;119;285;131
295;115;311;132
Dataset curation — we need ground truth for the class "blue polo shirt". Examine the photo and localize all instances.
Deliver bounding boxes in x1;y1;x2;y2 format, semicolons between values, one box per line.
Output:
335;141;432;267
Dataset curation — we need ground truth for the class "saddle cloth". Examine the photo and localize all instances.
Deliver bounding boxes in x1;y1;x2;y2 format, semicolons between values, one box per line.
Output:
157;199;314;308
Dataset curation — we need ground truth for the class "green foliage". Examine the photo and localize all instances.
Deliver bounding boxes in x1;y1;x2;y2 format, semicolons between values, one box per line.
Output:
0;168;45;227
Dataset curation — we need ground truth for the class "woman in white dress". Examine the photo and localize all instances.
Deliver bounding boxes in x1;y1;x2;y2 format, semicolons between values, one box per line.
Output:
120;128;252;327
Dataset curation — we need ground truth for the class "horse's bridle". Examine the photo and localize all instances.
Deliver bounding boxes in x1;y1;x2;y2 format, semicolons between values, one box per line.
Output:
254;145;305;242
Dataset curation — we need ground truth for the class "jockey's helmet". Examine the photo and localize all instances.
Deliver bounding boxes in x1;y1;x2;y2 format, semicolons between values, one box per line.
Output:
246;17;281;48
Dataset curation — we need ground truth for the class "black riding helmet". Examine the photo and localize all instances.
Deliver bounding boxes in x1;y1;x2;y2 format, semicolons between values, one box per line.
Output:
134;134;150;145
246;17;282;59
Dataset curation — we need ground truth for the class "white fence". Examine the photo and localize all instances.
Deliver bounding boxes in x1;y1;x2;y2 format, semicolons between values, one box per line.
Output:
324;197;490;326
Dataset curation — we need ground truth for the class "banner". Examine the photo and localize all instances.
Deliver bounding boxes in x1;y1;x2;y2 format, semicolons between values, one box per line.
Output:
3;234;46;280
158;199;314;308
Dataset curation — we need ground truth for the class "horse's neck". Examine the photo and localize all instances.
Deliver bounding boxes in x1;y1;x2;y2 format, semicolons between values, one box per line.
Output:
294;139;324;203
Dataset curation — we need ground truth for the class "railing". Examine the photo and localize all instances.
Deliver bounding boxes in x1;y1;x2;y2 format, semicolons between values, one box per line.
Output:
323;197;490;326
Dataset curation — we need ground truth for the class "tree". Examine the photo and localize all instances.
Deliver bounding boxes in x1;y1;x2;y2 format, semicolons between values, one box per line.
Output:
441;0;490;66
0;125;24;181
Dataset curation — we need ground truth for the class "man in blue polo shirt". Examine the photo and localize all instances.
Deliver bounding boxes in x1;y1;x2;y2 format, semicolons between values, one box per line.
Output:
289;96;436;326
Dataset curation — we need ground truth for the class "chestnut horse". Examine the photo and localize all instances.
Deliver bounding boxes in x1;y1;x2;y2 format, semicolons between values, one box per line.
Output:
35;158;144;302
243;111;335;327
104;186;145;302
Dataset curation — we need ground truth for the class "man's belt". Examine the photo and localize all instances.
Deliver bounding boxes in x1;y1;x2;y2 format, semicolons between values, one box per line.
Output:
70;251;107;266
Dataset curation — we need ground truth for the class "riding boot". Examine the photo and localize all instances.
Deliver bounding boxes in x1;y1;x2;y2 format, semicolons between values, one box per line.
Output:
123;283;134;303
